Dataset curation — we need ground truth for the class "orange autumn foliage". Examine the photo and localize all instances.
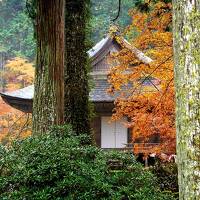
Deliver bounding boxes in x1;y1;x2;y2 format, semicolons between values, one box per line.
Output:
0;57;34;144
0;107;32;145
108;1;175;156
0;97;14;115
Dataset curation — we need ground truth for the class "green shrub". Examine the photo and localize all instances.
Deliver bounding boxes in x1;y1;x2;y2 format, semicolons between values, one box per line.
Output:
150;160;179;199
0;125;176;200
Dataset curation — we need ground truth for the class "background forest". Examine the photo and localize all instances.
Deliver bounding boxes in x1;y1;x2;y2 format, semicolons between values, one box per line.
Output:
0;0;138;61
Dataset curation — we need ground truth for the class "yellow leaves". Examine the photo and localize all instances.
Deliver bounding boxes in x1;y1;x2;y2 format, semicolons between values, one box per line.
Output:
109;25;120;38
0;57;34;144
6;83;21;91
5;57;34;87
154;1;172;11
0;112;32;145
129;11;148;33
6;57;34;75
108;70;129;91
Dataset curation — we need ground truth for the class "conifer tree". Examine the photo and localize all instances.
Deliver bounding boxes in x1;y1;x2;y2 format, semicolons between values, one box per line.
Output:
32;0;65;134
65;1;92;136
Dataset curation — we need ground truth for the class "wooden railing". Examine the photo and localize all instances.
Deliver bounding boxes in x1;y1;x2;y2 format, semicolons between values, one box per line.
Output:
102;142;160;153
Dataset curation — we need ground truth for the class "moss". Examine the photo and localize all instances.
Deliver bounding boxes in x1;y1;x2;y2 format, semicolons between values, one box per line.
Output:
173;1;200;199
64;0;94;142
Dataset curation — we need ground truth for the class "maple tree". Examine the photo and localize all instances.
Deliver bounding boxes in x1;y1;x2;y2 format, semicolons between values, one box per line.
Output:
0;57;34;144
4;57;34;90
0;111;32;145
0;95;32;145
108;0;175;156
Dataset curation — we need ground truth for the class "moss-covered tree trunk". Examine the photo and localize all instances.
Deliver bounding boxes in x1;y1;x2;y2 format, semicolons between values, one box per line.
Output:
32;0;64;134
65;1;92;136
173;1;200;199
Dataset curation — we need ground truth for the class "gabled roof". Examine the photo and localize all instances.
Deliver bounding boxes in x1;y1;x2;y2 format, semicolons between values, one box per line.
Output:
0;31;153;113
88;36;111;59
88;36;121;66
90;79;118;102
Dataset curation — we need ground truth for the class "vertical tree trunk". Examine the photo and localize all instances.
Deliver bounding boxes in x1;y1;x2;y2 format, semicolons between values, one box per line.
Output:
173;1;200;199
65;1;92;136
32;0;64;134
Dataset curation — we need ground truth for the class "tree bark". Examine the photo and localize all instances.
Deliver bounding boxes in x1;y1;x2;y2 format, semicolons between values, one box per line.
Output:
173;1;200;199
65;1;92;136
32;0;64;134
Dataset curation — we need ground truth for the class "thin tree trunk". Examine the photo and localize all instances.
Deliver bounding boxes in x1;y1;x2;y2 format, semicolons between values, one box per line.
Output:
32;0;64;134
173;1;200;199
65;1;92;136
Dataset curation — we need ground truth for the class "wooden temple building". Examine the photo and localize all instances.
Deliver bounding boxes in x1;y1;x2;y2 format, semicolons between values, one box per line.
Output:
0;34;154;150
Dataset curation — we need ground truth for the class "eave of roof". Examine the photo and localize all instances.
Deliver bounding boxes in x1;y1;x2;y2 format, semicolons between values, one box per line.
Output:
0;93;32;113
0;79;117;113
1;85;34;100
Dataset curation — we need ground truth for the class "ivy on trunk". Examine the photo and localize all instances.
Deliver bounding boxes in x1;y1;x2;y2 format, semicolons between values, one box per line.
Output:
65;0;92;137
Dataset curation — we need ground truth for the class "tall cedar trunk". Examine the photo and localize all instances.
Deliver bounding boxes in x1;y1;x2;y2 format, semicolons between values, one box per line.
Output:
32;0;64;134
173;1;200;199
65;1;92;136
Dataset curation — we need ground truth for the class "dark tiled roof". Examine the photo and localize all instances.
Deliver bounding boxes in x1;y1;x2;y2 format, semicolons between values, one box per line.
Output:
0;79;116;103
90;79;115;102
0;79;117;113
